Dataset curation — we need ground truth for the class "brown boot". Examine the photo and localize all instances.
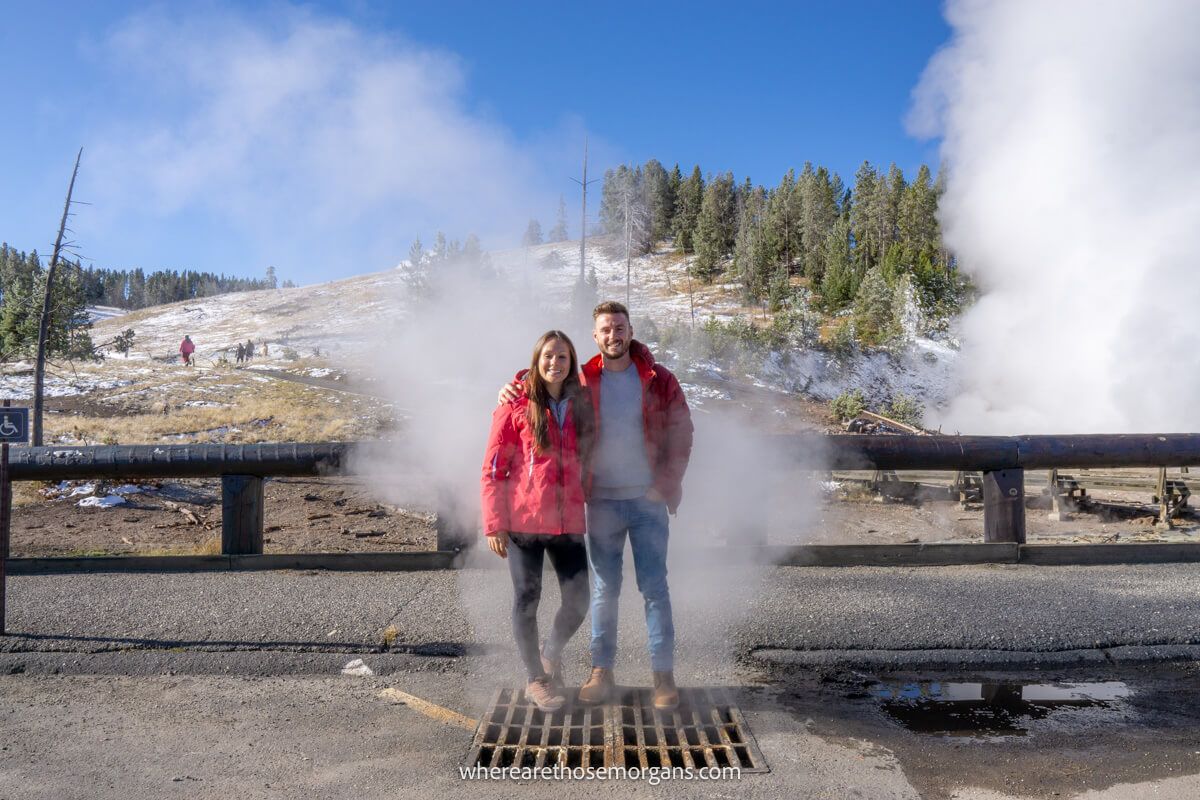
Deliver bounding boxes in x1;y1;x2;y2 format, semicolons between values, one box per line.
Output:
652;671;679;711
540;649;563;689
525;676;566;713
578;667;614;705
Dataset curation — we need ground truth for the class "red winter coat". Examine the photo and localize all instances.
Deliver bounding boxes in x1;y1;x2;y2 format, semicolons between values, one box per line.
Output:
480;394;588;537
580;340;693;514
180;338;195;356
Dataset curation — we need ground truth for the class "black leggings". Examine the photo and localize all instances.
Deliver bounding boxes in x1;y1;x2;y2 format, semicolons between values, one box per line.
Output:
507;533;590;680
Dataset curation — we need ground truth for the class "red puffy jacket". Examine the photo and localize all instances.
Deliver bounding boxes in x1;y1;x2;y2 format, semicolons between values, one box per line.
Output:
480;393;587;537
580;340;693;513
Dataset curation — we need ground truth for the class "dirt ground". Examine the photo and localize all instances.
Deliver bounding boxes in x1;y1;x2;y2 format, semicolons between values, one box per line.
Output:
8;477;437;558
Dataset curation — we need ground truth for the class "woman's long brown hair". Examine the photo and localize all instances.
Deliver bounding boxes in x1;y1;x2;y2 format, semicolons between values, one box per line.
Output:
525;330;593;458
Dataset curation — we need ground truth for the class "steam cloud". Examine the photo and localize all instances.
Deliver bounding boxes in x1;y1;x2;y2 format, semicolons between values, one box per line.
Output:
357;257;824;689
82;7;575;283
910;0;1200;433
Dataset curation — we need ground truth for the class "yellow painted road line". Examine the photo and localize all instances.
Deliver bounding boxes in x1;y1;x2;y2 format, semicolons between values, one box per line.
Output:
379;687;477;731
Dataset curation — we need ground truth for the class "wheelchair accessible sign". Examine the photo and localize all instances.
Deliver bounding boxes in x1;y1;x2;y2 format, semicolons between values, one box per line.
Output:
0;407;28;443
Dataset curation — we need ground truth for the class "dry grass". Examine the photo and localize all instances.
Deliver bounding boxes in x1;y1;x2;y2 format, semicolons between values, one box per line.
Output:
45;379;383;445
381;624;399;648
139;534;223;557
11;481;46;509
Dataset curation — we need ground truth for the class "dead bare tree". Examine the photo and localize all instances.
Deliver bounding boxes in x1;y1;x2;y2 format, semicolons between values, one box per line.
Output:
569;137;600;318
33;148;83;446
618;172;650;308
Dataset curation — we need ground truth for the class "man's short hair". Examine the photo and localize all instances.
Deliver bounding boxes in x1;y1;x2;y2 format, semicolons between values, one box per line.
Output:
593;300;630;320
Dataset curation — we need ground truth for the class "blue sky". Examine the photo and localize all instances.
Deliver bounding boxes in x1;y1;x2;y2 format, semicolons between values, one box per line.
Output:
0;1;950;285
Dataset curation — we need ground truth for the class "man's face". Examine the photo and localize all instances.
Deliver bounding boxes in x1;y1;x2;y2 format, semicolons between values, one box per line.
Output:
593;312;632;359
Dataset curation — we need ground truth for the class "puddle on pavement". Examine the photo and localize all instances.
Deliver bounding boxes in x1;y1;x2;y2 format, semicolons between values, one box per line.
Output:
869;680;1131;737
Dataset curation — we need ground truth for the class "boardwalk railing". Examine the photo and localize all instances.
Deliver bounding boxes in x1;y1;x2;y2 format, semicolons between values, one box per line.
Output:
7;433;1200;552
3;435;1200;632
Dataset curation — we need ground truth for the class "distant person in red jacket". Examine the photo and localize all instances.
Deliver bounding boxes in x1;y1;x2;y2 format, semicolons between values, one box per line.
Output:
179;335;195;366
498;301;694;711
481;330;594;713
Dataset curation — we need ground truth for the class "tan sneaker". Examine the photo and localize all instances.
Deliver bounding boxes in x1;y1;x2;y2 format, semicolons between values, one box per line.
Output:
652;671;679;711
540;650;563;689
578;667;614;705
525;676;566;713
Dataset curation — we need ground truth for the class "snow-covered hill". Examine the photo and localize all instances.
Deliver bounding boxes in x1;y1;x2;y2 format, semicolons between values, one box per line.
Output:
1;239;958;427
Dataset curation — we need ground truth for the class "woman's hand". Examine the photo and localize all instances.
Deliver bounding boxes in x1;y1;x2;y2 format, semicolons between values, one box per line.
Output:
488;532;509;559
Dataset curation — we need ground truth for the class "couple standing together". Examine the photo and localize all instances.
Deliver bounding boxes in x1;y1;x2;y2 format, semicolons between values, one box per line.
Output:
480;301;694;713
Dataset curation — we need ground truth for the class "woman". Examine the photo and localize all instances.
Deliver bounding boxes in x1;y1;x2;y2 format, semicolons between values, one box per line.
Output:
481;330;592;712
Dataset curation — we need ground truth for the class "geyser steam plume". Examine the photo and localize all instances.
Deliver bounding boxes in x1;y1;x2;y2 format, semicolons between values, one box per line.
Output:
910;0;1200;434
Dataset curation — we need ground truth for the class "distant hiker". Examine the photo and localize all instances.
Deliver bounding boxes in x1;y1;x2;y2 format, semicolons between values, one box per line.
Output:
235;342;245;364
179;335;195;366
261;340;269;357
244;339;255;361
482;330;594;713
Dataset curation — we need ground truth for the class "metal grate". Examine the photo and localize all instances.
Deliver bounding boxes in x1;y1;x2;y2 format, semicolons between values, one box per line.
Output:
467;688;608;770
466;686;768;773
610;687;768;773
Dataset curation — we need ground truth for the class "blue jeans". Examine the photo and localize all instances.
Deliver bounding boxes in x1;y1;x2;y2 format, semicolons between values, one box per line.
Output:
586;495;674;672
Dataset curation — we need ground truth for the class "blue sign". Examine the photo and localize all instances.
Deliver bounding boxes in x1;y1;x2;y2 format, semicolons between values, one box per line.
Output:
0;407;29;443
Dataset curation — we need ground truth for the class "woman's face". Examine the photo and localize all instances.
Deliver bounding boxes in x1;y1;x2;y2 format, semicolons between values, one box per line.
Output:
538;338;572;389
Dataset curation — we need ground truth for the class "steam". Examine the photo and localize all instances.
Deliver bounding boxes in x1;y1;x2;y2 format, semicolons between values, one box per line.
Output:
81;7;568;283
357;253;824;689
910;0;1200;433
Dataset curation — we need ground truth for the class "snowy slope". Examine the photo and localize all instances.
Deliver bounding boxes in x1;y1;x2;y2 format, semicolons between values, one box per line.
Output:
0;239;958;420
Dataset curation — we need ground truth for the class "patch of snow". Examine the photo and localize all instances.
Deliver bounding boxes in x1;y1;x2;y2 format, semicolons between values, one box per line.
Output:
78;495;126;508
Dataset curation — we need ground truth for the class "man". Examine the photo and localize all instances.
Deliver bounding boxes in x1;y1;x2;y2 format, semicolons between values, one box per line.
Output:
500;301;693;709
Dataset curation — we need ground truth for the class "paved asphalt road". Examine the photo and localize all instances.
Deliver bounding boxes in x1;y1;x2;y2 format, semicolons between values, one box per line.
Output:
2;561;1199;799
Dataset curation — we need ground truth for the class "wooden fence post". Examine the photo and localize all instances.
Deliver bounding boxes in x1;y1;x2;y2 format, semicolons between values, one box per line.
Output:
983;469;1026;543
222;475;264;555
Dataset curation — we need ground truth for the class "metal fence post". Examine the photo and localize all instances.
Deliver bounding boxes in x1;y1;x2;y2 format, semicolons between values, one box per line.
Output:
982;469;1026;543
222;475;264;555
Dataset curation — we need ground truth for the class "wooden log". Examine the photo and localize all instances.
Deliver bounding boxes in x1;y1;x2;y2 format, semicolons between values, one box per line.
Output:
222;475;264;555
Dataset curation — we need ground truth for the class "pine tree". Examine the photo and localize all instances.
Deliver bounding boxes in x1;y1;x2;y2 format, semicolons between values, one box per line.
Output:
693;172;736;282
403;237;429;297
666;164;683;239
673;166;704;253
854;265;895;345
0;250;37;357
643;159;673;242
407;237;425;269
798;163;838;284
897;164;938;262
765;169;802;273
849;161;879;270
548;195;569;242
819;218;857;310
733;185;770;302
522;219;543;246
868;164;906;264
